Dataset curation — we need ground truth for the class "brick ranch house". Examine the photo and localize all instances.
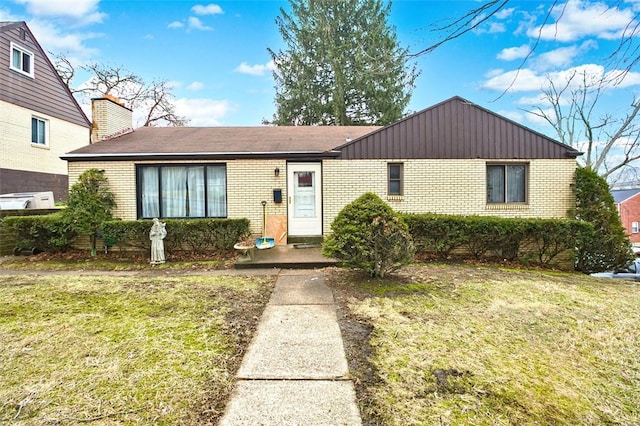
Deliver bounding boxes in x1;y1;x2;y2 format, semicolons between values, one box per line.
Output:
612;188;640;246
62;96;581;244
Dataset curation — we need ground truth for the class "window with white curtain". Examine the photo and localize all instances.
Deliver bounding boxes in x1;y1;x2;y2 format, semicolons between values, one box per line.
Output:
487;163;527;203
137;164;227;218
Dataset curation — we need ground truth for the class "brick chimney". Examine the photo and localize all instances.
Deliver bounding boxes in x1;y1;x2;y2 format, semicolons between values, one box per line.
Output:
90;95;133;143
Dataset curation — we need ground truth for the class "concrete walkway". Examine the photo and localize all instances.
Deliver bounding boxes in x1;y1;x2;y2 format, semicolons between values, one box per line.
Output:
219;270;361;425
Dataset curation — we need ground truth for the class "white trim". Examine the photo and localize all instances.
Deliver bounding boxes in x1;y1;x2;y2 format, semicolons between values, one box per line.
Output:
288;162;322;236
10;42;35;78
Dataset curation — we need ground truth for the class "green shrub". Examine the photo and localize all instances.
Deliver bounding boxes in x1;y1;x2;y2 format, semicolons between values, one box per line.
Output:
102;218;250;254
1;213;76;253
323;193;414;278
466;216;526;261
403;213;588;268
63;169;116;256
402;214;469;258
521;219;593;267
573;168;632;273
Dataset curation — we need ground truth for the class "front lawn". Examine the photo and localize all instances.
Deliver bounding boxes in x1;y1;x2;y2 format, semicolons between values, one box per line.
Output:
0;273;275;425
329;265;640;425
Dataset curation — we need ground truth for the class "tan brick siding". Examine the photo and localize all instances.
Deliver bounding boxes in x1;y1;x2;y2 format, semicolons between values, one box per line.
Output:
322;158;576;235
90;98;133;142
69;157;577;238
68;159;289;237
1;100;89;175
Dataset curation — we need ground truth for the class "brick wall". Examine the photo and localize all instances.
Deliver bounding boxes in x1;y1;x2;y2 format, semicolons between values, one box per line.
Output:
90;97;133;142
322;158;576;235
617;195;640;244
69;157;577;238
68;159;289;237
0;100;89;176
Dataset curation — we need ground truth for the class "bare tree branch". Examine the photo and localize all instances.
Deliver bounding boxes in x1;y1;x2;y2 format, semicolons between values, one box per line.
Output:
52;55;188;127
410;0;509;57
528;71;640;179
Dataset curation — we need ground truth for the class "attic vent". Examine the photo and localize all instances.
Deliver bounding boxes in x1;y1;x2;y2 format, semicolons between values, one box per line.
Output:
19;28;26;40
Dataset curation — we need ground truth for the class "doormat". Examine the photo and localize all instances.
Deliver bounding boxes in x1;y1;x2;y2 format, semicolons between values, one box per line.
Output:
293;243;321;249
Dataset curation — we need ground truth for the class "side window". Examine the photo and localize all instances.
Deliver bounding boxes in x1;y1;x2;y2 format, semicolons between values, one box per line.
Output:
31;116;48;146
388;163;403;196
10;42;34;78
487;163;527;203
632;221;639;234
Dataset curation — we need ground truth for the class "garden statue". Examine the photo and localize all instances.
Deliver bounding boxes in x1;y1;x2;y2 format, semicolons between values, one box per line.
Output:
149;218;167;265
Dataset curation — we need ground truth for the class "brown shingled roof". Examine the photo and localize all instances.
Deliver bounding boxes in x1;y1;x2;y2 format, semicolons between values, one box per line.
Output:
62;126;381;160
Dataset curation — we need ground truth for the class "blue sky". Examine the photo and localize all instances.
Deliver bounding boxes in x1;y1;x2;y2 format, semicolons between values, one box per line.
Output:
2;0;640;138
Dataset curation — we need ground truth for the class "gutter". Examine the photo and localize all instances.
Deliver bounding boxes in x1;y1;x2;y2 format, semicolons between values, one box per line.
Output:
61;150;343;161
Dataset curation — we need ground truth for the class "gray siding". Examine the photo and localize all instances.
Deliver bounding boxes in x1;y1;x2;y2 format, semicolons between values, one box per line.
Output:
0;167;68;201
0;22;89;128
336;97;581;160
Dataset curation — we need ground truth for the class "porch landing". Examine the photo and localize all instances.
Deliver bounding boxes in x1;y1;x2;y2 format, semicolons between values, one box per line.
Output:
235;244;338;269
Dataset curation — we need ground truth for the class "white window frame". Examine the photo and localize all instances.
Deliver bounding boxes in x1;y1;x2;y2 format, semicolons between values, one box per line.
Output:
10;42;34;78
31;116;48;146
632;221;639;234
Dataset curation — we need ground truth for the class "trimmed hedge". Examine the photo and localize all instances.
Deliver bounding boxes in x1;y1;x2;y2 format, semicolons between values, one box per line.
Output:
0;213;76;254
403;213;593;267
101;218;251;253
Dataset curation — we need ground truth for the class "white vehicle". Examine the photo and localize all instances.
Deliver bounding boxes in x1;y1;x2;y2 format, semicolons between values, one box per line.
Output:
591;259;640;281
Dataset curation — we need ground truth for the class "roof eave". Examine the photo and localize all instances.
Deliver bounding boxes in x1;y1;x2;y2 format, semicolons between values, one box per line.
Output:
61;150;342;162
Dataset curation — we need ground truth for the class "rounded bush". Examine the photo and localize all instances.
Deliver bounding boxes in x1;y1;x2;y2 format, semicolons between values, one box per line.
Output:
323;193;414;278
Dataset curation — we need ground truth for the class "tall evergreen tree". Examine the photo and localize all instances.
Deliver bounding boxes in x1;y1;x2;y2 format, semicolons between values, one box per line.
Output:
574;167;632;273
268;0;419;126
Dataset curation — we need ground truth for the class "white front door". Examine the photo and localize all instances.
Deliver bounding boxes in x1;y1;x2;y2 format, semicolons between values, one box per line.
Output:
287;163;322;236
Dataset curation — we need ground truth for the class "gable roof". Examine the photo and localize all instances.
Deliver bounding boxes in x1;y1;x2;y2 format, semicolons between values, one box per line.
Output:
62;126;381;161
336;96;582;160
0;21;90;128
612;188;640;204
62;96;583;162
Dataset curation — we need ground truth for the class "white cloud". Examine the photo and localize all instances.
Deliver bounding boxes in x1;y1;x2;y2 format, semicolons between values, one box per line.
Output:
532;40;597;70
187;16;212;31
174;98;234;126
497;45;531;61
191;4;223;15
186;81;204;91
483;68;546;92
168;21;183;29
26;19;100;61
13;0;106;25
529;0;637;42
495;7;516;19
234;60;276;76
482;63;640;93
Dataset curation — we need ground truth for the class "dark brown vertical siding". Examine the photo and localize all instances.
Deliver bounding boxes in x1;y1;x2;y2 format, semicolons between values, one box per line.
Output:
0;23;89;128
338;97;580;160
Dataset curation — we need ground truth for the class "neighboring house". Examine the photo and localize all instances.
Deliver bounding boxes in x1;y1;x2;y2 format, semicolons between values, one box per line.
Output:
612;188;640;245
62;96;581;244
0;21;90;201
